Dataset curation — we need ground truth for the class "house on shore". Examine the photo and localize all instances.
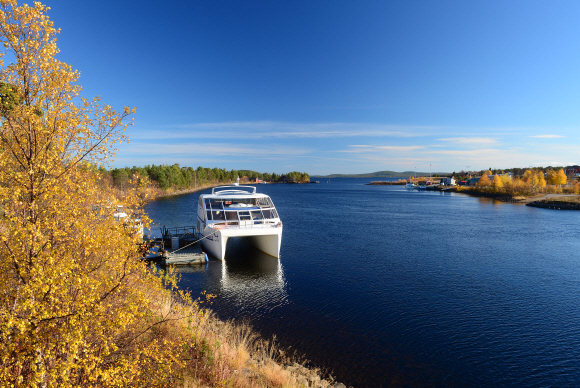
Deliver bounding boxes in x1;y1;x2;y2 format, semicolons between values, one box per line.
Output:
440;177;456;186
467;177;481;186
565;165;580;177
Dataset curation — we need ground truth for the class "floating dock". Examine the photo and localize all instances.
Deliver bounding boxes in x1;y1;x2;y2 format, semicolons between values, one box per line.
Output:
142;225;208;265
162;244;208;265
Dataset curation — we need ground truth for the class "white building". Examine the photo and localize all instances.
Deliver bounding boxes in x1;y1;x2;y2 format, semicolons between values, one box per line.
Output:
440;177;456;186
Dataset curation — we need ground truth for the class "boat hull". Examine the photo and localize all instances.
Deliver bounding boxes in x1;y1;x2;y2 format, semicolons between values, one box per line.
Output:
200;224;283;260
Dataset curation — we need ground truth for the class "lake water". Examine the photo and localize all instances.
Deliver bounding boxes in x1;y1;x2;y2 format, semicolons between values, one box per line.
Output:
145;178;580;387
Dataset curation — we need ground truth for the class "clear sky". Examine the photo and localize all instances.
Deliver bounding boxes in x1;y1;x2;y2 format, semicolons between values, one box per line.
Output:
46;0;580;174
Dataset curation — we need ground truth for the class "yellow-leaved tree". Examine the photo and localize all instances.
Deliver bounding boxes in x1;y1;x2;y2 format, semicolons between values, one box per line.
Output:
478;173;490;188
492;175;503;191
556;168;567;187
0;1;193;386
537;170;546;190
547;169;556;185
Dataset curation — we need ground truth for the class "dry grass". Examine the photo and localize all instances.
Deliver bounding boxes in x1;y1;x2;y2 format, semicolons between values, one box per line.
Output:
547;195;580;203
137;277;334;388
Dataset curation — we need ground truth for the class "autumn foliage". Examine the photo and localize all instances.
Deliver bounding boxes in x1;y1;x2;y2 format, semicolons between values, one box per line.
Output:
0;1;196;385
468;167;575;197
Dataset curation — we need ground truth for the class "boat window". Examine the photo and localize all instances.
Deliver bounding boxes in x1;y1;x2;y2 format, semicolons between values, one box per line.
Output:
225;211;238;221
256;197;273;207
232;198;255;206
208;199;224;209
238;211;251;221
206;210;212;220
204;198;211;209
251;210;263;220
211;210;225;221
199;197;203;208
261;209;279;219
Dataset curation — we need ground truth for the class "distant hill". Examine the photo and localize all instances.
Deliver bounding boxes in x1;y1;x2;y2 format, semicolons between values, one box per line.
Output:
313;170;452;178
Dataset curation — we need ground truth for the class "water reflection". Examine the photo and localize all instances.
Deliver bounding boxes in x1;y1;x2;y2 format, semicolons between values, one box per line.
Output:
174;264;208;274
177;237;289;316
221;238;288;313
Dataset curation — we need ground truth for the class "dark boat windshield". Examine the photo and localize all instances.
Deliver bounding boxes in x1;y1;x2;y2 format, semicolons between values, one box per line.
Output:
204;196;278;222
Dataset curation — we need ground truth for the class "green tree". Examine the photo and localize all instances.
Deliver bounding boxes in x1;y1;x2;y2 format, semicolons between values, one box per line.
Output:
197;166;207;183
111;167;129;189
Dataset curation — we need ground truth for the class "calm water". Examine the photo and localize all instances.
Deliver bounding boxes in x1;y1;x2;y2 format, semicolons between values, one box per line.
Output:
145;179;580;387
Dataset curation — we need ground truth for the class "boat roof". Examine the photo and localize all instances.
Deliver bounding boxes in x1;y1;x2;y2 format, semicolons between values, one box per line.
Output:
200;185;270;199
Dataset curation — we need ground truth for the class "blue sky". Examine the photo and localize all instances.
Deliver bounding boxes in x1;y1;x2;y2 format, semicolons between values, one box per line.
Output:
46;0;580;174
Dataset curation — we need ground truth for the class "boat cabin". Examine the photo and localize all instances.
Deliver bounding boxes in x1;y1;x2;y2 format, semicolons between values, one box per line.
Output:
197;186;280;230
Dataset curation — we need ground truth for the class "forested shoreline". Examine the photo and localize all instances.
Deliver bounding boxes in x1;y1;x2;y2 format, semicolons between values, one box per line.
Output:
102;164;310;190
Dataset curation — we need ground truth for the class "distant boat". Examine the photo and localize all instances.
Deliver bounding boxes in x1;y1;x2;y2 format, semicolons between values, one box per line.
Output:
407;170;418;190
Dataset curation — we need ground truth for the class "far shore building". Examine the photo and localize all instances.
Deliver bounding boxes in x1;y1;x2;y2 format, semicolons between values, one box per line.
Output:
565;165;580;177
467;173;511;186
440;177;456;186
467;177;481;186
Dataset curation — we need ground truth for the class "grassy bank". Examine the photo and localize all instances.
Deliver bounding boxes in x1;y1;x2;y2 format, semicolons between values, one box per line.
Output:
140;269;336;387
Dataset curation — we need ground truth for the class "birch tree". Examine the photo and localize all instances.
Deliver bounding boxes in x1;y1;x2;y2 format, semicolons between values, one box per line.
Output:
0;2;187;386
556;168;567;186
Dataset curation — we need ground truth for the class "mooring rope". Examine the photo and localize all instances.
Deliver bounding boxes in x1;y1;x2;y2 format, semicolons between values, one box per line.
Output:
168;231;215;254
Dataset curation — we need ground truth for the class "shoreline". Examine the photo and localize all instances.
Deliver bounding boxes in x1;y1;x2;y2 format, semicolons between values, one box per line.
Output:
152;183;221;199
150;181;311;201
452;188;580;209
365;183;580;210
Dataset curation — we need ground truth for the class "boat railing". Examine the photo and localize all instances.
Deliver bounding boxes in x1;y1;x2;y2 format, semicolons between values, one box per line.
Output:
212;186;257;195
206;207;279;222
160;225;197;241
208;220;281;230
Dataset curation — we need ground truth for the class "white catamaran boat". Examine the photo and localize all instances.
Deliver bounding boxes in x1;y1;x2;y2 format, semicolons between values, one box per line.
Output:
197;186;283;260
